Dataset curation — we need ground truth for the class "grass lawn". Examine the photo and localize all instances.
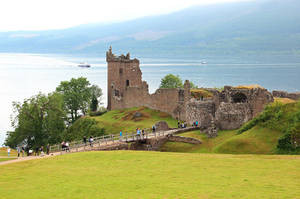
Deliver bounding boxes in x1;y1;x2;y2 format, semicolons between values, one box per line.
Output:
92;107;178;134
0;151;299;199
161;126;283;154
0;158;16;162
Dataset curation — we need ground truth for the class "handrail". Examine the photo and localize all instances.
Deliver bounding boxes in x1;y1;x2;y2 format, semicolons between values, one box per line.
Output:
49;127;196;153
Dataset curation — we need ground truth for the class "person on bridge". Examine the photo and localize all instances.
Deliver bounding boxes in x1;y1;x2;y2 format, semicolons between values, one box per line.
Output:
119;131;123;141
195;120;198;127
89;136;94;147
142;129;145;139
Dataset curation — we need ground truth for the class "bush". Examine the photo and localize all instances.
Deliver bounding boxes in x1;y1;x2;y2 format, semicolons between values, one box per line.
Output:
65;117;105;141
89;110;107;117
237;102;284;134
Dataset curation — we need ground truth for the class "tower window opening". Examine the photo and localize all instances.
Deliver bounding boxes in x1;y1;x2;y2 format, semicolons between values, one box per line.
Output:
126;80;130;87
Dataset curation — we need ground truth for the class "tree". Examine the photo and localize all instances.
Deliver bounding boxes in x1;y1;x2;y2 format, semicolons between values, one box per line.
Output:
90;85;103;112
5;92;66;149
159;74;183;89
56;77;92;123
189;81;198;89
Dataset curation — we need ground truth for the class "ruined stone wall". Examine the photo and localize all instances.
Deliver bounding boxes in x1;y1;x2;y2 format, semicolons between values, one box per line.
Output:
272;90;300;101
185;99;215;128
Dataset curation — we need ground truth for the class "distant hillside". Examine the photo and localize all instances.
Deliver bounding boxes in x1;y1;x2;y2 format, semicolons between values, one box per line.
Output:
1;0;300;59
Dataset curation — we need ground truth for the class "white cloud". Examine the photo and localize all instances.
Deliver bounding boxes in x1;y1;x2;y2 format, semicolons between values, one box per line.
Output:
0;0;254;31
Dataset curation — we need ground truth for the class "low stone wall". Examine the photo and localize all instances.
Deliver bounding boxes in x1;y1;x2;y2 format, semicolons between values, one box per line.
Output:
272;90;300;100
167;135;201;144
96;143;129;151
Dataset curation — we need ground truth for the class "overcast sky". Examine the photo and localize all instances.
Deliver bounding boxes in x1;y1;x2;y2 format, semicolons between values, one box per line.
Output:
0;0;254;32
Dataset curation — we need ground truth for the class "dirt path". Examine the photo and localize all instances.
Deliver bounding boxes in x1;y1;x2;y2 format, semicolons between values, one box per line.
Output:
0;153;61;166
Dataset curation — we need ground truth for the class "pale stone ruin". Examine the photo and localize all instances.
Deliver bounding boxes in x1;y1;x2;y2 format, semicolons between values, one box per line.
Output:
106;47;274;137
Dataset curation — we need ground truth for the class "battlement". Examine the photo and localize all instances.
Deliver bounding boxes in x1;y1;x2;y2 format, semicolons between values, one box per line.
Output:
106;46;139;63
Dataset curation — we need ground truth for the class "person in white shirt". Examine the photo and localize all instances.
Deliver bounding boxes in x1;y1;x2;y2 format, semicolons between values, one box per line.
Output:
7;147;11;157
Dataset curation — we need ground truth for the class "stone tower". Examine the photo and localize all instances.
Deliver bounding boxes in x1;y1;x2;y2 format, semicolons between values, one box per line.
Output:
106;47;142;110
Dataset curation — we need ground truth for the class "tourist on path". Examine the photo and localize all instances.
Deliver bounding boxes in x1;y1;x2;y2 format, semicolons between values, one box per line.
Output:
35;147;39;156
7;147;10;157
21;146;25;157
83;136;87;146
46;144;50;155
40;146;44;156
195;120;198;127
65;142;70;152
17;147;21;158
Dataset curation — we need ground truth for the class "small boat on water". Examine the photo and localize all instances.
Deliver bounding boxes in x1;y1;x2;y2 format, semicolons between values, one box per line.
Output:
78;62;91;68
201;61;207;64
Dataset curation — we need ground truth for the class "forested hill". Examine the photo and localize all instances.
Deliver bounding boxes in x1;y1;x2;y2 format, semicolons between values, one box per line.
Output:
1;0;300;59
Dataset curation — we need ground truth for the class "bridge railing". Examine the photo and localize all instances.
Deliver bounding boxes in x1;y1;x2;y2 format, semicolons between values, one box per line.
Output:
49;127;192;153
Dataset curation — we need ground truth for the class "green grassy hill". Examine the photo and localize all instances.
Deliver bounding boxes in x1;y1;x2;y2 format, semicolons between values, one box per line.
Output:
162;100;300;154
0;151;299;199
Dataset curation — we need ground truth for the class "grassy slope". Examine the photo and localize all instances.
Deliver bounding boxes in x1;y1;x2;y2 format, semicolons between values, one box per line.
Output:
0;151;299;199
162;126;283;155
91;107;177;134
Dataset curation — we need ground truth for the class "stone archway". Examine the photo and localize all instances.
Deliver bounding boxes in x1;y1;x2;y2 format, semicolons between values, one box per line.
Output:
232;92;247;103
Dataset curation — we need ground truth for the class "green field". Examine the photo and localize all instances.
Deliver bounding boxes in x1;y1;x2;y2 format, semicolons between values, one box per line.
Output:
0;151;299;199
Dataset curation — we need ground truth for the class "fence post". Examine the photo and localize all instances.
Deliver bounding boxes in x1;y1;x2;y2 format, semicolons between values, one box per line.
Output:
112;134;114;143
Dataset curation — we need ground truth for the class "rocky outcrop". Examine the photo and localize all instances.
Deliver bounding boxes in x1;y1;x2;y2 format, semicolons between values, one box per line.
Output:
155;121;169;131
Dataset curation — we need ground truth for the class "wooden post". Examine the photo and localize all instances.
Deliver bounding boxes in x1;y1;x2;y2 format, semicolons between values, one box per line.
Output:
112;134;114;143
126;133;128;142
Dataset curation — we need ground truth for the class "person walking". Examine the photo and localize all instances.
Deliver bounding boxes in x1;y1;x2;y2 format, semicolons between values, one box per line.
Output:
46;144;50;155
83;136;87;146
21;146;25;157
89;136;93;147
17;146;21;158
40;146;44;156
7;147;10;157
65;142;70;152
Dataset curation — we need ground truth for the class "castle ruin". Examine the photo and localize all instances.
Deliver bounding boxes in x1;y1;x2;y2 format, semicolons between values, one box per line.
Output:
106;47;274;131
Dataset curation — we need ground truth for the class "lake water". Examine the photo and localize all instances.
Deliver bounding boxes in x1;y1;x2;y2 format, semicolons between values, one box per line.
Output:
1;53;300;145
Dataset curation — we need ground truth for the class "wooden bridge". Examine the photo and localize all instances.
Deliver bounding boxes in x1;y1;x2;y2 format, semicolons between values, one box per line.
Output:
49;127;199;154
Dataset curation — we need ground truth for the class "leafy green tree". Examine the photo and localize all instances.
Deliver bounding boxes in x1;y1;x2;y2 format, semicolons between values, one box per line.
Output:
56;77;92;123
64;117;105;141
159;74;183;89
90;85;103;112
5;92;66;149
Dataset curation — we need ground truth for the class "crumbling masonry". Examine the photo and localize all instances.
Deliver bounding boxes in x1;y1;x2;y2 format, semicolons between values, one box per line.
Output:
107;47;274;131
